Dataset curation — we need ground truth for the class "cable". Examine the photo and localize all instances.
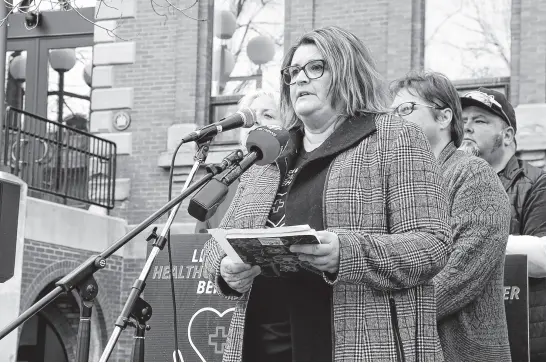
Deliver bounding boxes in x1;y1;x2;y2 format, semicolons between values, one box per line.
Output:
166;140;185;362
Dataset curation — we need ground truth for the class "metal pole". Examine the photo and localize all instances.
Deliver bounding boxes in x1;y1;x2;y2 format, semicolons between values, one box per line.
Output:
55;71;64;199
256;66;262;89
0;1;9;151
218;43;226;95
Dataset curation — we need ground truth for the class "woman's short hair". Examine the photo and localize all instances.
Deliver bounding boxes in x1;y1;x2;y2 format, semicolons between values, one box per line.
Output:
390;71;464;147
280;26;389;129
238;89;279;110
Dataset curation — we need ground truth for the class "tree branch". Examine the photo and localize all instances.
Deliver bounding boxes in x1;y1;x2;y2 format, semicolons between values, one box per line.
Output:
425;2;463;46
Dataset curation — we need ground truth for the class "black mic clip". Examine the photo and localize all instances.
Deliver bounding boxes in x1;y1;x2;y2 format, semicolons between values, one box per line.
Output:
204;149;245;176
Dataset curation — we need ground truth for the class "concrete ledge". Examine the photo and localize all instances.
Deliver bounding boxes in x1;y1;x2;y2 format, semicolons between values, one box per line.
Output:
90;111;114;133
95;132;132;155
24;197;128;257
91;87;134;111
95;0;136;20
515;103;546;151
94;20;117;43
93;42;136;66
92;66;114;88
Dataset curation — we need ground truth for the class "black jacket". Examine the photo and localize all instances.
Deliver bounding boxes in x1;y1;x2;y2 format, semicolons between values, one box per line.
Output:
498;155;546;361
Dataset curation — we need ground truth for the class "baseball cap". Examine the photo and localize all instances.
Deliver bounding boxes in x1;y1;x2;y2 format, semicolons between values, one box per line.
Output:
460;87;517;133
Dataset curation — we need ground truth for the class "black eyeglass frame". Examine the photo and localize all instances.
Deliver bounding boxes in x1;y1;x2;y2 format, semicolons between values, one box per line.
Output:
281;59;326;85
394;101;446;117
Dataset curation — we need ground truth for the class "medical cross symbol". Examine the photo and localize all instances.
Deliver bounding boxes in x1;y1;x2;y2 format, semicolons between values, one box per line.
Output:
208;326;228;354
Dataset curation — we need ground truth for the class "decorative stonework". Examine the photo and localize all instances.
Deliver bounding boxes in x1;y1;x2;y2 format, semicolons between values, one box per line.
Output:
94;20;117;43
88;3;137;209
91;66;114;88
91;87;134;111
93;42;136;66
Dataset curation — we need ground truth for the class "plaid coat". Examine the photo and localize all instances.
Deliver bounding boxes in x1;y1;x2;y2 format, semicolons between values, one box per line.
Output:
203;113;452;361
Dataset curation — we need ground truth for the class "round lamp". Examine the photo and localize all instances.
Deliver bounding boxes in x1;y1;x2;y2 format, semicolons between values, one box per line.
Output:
83;63;92;87
49;48;76;72
212;48;235;81
9;54;27;81
214;10;237;40
247;35;276;65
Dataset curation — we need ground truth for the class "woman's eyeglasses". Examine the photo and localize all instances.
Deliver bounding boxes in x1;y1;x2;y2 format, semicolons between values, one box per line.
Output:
394;101;443;116
281;60;326;85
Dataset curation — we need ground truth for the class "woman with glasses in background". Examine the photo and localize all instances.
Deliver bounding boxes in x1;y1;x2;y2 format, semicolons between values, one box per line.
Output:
203;26;452;361
391;71;512;362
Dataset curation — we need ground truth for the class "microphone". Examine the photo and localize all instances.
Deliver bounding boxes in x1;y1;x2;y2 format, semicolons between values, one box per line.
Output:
181;108;256;143
188;125;290;222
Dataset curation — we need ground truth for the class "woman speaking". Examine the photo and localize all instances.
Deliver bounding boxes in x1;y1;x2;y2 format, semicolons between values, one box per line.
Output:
203;26;452;362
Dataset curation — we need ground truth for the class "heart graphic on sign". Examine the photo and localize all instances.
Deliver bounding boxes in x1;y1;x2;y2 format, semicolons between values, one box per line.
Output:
188;307;235;362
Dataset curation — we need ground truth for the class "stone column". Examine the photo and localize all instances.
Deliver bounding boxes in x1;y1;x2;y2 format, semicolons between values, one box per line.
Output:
0;172;27;362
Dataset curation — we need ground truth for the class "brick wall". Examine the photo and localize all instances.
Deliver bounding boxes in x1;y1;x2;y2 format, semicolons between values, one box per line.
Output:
113;0;427;227
20;239;136;362
111;0;210;225
285;0;425;80
511;0;546;105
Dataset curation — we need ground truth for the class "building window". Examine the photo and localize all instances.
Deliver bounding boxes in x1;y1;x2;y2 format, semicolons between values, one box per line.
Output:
211;0;284;97
425;0;511;80
210;0;284;141
47;46;93;129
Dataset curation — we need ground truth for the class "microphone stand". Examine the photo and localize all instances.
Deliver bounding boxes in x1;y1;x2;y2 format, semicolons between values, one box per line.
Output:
129;297;152;362
99;138;226;362
76;276;99;362
0;139;237;362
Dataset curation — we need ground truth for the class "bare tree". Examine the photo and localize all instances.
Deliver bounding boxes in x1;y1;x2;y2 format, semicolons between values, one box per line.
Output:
426;0;511;79
214;0;284;95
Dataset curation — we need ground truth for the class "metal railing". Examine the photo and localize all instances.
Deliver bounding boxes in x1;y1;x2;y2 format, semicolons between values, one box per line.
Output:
1;106;116;209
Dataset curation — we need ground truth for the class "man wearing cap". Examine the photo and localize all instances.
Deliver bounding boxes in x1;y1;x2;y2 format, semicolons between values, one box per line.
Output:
461;87;546;361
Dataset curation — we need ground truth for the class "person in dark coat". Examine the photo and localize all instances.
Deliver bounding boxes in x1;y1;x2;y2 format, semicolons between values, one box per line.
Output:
461;87;546;362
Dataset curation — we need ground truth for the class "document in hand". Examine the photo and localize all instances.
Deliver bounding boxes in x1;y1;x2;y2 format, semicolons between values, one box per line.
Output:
209;225;321;277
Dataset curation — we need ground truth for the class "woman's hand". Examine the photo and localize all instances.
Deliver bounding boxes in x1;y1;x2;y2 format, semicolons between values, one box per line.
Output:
290;231;340;273
220;256;261;293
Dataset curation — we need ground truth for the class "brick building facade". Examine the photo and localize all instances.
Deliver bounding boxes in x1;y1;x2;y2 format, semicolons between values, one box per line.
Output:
103;0;546;228
6;0;546;361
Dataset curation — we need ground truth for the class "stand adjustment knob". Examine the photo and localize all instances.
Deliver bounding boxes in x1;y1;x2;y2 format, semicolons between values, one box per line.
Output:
146;227;159;242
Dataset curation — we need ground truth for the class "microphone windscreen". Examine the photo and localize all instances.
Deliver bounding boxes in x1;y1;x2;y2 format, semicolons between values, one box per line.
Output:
245;125;290;165
188;179;230;222
237;108;257;128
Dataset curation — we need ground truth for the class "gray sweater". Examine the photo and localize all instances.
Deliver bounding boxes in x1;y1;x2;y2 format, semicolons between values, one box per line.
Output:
435;143;512;361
